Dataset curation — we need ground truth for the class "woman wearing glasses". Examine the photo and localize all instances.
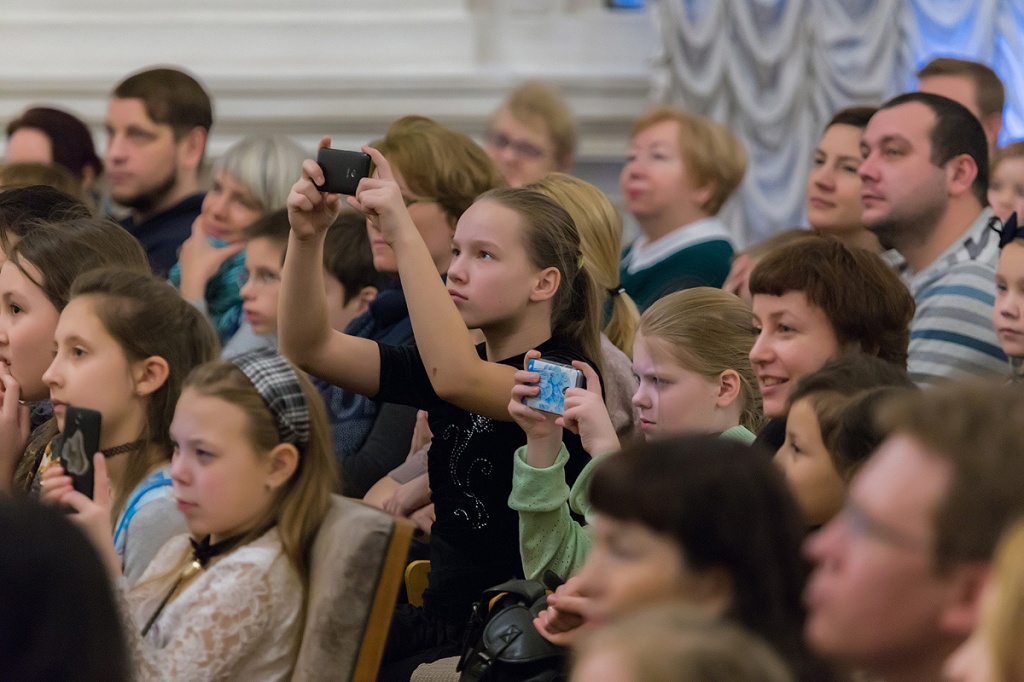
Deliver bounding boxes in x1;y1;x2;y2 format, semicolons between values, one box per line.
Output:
484;81;577;188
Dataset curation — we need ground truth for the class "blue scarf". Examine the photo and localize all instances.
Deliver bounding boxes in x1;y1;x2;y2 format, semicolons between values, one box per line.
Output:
169;240;245;344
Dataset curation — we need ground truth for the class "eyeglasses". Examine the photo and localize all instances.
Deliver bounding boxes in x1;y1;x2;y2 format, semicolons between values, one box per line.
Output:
838;499;931;553
484;131;549;160
237;268;281;289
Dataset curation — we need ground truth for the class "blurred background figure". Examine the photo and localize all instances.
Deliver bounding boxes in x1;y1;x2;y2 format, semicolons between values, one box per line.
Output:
0;497;130;682
0;162;86;202
485;81;576;187
944;519;1024;682
4;106;103;198
570;605;795;682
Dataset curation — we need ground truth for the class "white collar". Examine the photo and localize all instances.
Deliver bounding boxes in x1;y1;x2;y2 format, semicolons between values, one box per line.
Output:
624;217;734;274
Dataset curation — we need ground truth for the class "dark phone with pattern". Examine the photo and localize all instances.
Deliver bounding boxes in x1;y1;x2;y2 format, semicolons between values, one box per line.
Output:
59;406;102;498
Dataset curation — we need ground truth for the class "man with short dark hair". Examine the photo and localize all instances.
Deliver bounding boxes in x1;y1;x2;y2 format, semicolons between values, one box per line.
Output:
105;66;213;277
859;92;1004;385
804;383;1024;682
918;57;1004;154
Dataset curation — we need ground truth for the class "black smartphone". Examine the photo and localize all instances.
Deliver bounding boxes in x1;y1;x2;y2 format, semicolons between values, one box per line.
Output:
314;148;373;195
57;406;102;498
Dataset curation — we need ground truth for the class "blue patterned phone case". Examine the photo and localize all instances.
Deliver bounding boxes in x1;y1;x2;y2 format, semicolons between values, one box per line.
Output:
522;358;585;415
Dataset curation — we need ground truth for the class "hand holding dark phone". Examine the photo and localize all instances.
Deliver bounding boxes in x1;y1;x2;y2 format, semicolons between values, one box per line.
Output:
314;148;373;196
56;406;102;499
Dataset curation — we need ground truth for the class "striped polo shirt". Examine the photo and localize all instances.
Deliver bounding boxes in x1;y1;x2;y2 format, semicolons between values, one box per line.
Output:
904;207;1007;386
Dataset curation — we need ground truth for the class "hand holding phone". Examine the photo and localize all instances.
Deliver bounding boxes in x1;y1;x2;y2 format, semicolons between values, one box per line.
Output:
57;406;102;499
314;148;373;196
522;359;585;416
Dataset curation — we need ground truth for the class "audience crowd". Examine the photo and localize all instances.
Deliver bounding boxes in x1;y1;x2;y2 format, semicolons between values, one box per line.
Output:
2;55;1024;682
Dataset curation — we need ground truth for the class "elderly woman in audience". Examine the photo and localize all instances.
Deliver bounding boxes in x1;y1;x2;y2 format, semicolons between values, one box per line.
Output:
748;235;915;450
170;134;307;346
484;81;576;188
618;107;746;310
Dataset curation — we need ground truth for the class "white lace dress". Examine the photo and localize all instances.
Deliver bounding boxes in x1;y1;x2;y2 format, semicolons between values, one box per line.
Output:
121;527;303;681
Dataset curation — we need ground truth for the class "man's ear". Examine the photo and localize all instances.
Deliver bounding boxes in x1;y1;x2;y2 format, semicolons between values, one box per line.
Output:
938;562;991;637
946;154;980;199
715;369;742;409
692;183;715;212
266;442;299;490
530;266;560;303
132;356;170;398
354;286;378;316
178;126;208;173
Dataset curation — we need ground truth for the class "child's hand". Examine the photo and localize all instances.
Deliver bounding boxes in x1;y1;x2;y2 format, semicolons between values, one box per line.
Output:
533;577;598;647
508;351;562;442
177;217;245;299
560;361;620;457
346;147;417;247
509;351;564;468
288;135;344;242
40;454;121;577
0;362;30;490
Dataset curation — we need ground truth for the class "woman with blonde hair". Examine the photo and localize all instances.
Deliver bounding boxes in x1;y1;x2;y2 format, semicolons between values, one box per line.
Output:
619;107;746;310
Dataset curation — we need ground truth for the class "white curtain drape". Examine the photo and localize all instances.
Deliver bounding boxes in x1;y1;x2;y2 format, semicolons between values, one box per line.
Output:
650;0;1024;246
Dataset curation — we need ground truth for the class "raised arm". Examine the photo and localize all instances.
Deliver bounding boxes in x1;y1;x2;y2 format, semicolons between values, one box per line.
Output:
348;147;516;420
278;136;380;397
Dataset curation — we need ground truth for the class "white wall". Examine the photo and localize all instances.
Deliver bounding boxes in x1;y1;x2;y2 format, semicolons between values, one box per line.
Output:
0;0;658;203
